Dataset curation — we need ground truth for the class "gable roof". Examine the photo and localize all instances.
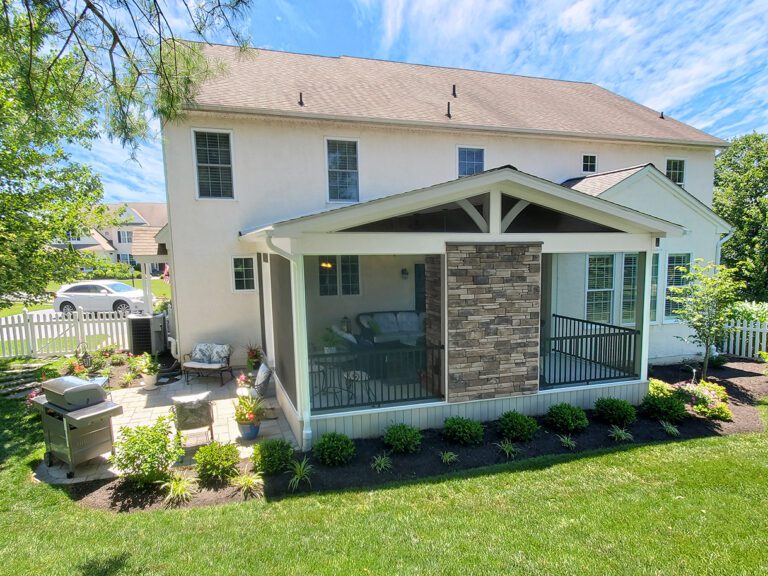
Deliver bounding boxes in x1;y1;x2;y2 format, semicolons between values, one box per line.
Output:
192;44;726;148
563;164;731;232
106;203;168;228
131;227;166;257
241;165;685;240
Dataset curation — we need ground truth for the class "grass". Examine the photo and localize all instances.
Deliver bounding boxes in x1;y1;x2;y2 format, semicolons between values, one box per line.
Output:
1;399;767;574
1;279;171;318
0;335;108;358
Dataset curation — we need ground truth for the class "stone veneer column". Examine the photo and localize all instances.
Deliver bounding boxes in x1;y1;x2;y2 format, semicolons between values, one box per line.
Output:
446;243;541;402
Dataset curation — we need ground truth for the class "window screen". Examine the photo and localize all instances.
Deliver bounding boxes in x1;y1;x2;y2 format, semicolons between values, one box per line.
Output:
665;159;685;186
327;140;359;201
196;131;233;198
621;254;638;324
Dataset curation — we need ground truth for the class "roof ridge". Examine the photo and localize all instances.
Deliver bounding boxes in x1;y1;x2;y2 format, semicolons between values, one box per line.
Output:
576;163;652;180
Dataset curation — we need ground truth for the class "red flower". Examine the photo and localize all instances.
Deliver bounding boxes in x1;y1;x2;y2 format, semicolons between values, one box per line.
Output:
247;412;255;421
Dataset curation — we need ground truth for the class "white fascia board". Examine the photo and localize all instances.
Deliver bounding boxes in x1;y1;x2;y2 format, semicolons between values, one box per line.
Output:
289;232;655;255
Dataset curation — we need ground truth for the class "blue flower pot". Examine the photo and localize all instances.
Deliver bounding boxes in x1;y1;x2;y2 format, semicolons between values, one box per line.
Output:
238;422;260;440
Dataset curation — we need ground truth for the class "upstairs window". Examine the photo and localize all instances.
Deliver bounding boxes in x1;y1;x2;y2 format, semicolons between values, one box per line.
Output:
458;147;484;177
665;159;685;186
586;254;614;324
195;131;233;198
665;253;690;319
233;257;255;291
319;255;360;296
327;140;359;202
117;230;133;243
582;154;597;173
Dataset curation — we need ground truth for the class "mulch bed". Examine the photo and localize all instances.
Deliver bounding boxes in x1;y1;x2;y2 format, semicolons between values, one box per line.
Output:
65;358;767;512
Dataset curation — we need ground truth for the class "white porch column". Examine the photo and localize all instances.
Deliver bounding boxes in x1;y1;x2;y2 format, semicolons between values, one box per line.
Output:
634;242;654;380
290;256;312;450
140;263;153;314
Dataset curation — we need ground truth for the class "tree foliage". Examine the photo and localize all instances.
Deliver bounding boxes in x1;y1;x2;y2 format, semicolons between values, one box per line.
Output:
668;260;744;381
713;133;768;301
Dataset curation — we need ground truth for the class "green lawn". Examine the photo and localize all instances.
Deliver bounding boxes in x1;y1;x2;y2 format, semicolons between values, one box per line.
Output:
0;399;767;575
0;302;51;318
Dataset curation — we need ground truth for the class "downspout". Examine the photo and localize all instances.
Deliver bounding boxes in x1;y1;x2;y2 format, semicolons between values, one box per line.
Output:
715;230;734;266
265;233;313;451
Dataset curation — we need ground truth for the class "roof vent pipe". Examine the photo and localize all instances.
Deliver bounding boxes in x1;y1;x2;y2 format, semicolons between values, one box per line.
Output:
446;101;452;119
298;92;304;106
659;111;664;119
452;84;457;97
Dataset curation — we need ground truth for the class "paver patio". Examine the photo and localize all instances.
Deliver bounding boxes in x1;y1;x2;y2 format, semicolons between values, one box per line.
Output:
34;373;298;485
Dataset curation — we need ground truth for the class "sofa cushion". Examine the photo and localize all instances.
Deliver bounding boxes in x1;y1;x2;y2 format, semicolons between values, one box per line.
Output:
183;361;225;370
332;325;358;346
397;312;420;333
190;343;215;363
373;312;399;334
209;344;231;364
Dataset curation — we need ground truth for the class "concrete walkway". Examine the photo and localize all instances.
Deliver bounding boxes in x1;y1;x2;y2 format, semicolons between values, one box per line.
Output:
34;374;298;485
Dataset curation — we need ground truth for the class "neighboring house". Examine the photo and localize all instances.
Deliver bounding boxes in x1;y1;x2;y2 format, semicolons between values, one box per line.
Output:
161;46;729;449
100;203;168;274
52;230;117;267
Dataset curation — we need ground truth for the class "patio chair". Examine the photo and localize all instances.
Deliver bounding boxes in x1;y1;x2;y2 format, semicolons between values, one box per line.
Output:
182;343;234;386
171;391;214;444
253;363;272;397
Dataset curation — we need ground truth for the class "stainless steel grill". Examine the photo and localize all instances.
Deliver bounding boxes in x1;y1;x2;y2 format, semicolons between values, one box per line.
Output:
32;376;123;478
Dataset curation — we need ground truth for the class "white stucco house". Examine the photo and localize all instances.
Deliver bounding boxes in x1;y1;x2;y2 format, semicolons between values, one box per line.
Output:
161;46;729;449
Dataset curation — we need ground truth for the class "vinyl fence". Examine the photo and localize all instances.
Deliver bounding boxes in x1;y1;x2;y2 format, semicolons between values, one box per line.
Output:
0;308;129;358
722;320;768;359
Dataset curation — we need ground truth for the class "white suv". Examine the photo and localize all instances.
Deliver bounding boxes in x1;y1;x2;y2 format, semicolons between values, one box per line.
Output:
54;281;146;315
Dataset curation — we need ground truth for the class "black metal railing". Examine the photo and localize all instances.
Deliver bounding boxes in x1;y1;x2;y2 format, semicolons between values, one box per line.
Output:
541;314;639;388
309;346;443;412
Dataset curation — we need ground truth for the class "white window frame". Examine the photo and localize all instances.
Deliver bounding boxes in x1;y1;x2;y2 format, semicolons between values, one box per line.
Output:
117;230;133;244
665;157;686;187
317;255;361;297
232;256;257;293
191;128;236;201
620;253;638;325
664;252;691;322
325;137;360;204
585;253;615;324
456;145;486;178
648;252;661;324
581;153;598;174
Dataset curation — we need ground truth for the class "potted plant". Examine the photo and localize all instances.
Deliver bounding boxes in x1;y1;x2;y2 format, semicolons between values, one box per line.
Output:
234;395;266;440
235;371;256;398
142;353;161;390
320;327;346;354
246;344;263;371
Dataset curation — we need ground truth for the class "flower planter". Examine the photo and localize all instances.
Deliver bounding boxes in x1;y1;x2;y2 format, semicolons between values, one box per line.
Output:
237;421;261;440
143;373;158;390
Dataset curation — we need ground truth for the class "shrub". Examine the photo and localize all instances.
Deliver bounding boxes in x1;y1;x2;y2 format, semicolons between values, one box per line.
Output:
313;432;356;466
383;423;422;453
120;372;136;388
231;472;264;500
288;457;313;492
676;381;733;421
371;453;393;474
640;379;688;422
608;425;634;443
443;416;484;445
159;472;195;508
110;416;183;488
194;442;240;483
594;398;637;428
544;403;589;433
495;439;520;460
440;451;458;465
707;354;728;369
497;411;539;442
110;353;127;366
252;438;294;475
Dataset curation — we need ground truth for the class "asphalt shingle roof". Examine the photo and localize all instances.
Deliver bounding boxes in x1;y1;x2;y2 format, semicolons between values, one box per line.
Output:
561;165;650;196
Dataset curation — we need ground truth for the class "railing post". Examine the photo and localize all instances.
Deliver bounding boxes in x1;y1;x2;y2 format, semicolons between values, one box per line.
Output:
75;306;85;349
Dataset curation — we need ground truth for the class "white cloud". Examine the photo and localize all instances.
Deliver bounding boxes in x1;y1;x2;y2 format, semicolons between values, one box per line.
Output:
558;0;598;32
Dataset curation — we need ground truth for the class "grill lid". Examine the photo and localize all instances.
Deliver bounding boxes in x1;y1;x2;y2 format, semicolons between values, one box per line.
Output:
41;376;107;411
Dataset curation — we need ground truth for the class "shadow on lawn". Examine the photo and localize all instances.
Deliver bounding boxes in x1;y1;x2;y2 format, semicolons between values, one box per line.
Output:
77;552;130;576
0;400;43;473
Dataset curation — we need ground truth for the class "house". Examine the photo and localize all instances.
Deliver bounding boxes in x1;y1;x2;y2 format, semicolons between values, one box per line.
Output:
161;45;729;449
100;203;168;274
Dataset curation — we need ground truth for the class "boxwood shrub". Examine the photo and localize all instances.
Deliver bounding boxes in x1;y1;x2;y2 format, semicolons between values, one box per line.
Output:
640;379;688;422
544;403;589;433
594;397;637;428
443;416;484;445
383;423;422;453
313;432;356;466
497;410;539;442
252;438;295;475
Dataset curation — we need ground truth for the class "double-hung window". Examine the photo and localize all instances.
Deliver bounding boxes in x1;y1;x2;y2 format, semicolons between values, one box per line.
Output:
582;154;597;173
650;253;660;322
458;147;484;177
195;131;233;198
118;253;136;266
327;140;359;202
621;254;638;324
117;230;133;244
665;159;685;186
586;254;614;323
318;255;360;296
665;253;690;319
233;257;255;291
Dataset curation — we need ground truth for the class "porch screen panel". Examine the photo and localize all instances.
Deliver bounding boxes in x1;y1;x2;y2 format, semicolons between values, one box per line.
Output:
621;254;638;324
665;253;690;319
318;256;338;296
270;255;297;407
586;254;614;323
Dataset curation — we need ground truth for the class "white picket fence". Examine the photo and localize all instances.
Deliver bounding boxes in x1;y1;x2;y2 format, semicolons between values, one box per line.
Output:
722;320;768;359
0;308;129;358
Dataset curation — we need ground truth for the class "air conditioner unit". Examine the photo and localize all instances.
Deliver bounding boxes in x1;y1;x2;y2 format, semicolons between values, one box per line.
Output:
127;314;167;355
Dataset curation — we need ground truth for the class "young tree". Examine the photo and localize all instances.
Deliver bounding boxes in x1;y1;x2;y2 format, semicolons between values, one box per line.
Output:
713;133;768;301
668;260;745;381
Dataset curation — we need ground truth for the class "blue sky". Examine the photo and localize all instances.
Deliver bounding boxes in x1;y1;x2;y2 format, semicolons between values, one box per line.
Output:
82;0;768;203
